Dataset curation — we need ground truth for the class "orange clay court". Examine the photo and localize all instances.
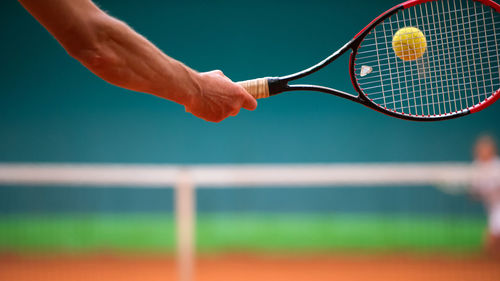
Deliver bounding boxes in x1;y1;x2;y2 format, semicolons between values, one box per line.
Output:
1;253;499;281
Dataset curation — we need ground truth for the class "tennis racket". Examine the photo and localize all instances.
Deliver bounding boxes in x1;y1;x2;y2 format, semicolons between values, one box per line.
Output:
237;0;500;121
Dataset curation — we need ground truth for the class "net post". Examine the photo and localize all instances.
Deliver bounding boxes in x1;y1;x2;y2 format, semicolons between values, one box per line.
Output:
176;169;195;281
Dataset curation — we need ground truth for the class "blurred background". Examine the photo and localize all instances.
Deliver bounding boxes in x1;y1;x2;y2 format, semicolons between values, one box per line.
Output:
0;0;499;280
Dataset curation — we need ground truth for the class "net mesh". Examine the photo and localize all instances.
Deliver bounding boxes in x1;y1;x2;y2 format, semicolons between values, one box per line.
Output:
354;0;500;117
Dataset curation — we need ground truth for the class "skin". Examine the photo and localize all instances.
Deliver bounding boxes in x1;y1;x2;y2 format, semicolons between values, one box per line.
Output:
473;135;500;257
474;135;497;163
17;0;257;122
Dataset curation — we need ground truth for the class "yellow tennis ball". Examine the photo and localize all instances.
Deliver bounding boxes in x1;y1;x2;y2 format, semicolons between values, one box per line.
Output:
392;27;427;61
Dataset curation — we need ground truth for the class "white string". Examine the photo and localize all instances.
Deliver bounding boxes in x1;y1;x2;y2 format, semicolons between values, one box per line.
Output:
363;66;495;90
410;7;425;115
354;0;499;116
430;1;451;112
491;8;500;95
398;12;413;114
396;12;410;112
373;24;387;107
428;1;443;114
379;88;500;112
389;15;405;111
366;1;498;115
366;6;484;29
358;38;497;62
472;2;487;102
370;80;500;102
362;70;498;91
382;17;396;110
358;28;497;55
391;87;500;111
436;1;457;111
406;9;420;114
418;4;432;114
359;53;499;82
364;72;498;95
383;90;500;113
357;47;498;71
465;0;481;106
369;80;499;103
358;56;498;88
365;12;491;37
483;4;495;99
451;0;467;108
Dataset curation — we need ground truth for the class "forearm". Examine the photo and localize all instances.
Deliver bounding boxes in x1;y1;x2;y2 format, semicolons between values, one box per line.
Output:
71;15;201;105
19;0;200;105
18;0;257;122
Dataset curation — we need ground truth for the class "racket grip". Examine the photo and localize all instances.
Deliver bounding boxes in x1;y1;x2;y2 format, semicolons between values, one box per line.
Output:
237;78;270;99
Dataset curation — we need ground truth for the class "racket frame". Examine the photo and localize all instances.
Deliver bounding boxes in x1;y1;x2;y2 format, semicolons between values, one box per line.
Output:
264;0;500;121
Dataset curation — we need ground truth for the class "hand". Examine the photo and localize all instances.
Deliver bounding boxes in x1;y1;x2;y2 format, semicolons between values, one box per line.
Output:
184;70;258;122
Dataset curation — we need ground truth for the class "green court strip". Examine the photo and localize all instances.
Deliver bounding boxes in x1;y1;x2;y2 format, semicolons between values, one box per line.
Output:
0;214;486;254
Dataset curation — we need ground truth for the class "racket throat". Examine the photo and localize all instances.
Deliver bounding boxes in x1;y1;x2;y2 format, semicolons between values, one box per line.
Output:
268;77;289;96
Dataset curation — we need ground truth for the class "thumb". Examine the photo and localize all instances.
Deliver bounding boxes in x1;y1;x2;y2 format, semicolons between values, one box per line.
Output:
238;84;258;111
241;92;258;111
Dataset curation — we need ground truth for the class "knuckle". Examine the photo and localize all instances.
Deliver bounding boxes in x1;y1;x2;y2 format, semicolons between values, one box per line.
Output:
235;93;246;102
214;113;226;122
206;116;219;122
231;103;240;111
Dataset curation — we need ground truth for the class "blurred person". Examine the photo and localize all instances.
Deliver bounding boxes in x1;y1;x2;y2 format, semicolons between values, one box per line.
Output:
17;0;257;122
471;135;500;257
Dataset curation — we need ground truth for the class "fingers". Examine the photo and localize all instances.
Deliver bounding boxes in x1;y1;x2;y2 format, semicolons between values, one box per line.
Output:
204;70;258;111
189;70;258;122
206;70;224;77
234;82;258;111
241;92;257;111
229;108;240;117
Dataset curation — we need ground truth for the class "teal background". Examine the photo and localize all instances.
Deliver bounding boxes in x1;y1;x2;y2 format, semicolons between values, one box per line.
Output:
0;0;498;253
1;0;499;164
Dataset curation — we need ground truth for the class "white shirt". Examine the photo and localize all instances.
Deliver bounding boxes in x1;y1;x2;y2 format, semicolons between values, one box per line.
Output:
471;157;500;235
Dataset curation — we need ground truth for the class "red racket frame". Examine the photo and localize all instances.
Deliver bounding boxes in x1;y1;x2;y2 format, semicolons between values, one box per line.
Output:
267;0;500;121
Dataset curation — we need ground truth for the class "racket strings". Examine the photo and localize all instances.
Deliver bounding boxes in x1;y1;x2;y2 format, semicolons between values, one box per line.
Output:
364;77;499;92
359;29;497;54
359;54;498;85
358;46;496;66
364;10;491;38
354;0;500;117
370;81;500;104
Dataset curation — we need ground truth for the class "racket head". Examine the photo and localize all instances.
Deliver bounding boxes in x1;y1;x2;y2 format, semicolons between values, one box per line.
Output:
350;0;500;121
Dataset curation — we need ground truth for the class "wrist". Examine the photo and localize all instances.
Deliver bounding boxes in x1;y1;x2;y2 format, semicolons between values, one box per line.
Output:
179;68;202;107
155;62;202;107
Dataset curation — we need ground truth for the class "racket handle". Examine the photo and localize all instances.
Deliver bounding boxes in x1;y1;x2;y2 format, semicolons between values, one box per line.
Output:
237;78;270;99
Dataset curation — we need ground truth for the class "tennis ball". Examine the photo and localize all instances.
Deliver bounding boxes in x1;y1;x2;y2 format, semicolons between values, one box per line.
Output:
392;27;427;61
